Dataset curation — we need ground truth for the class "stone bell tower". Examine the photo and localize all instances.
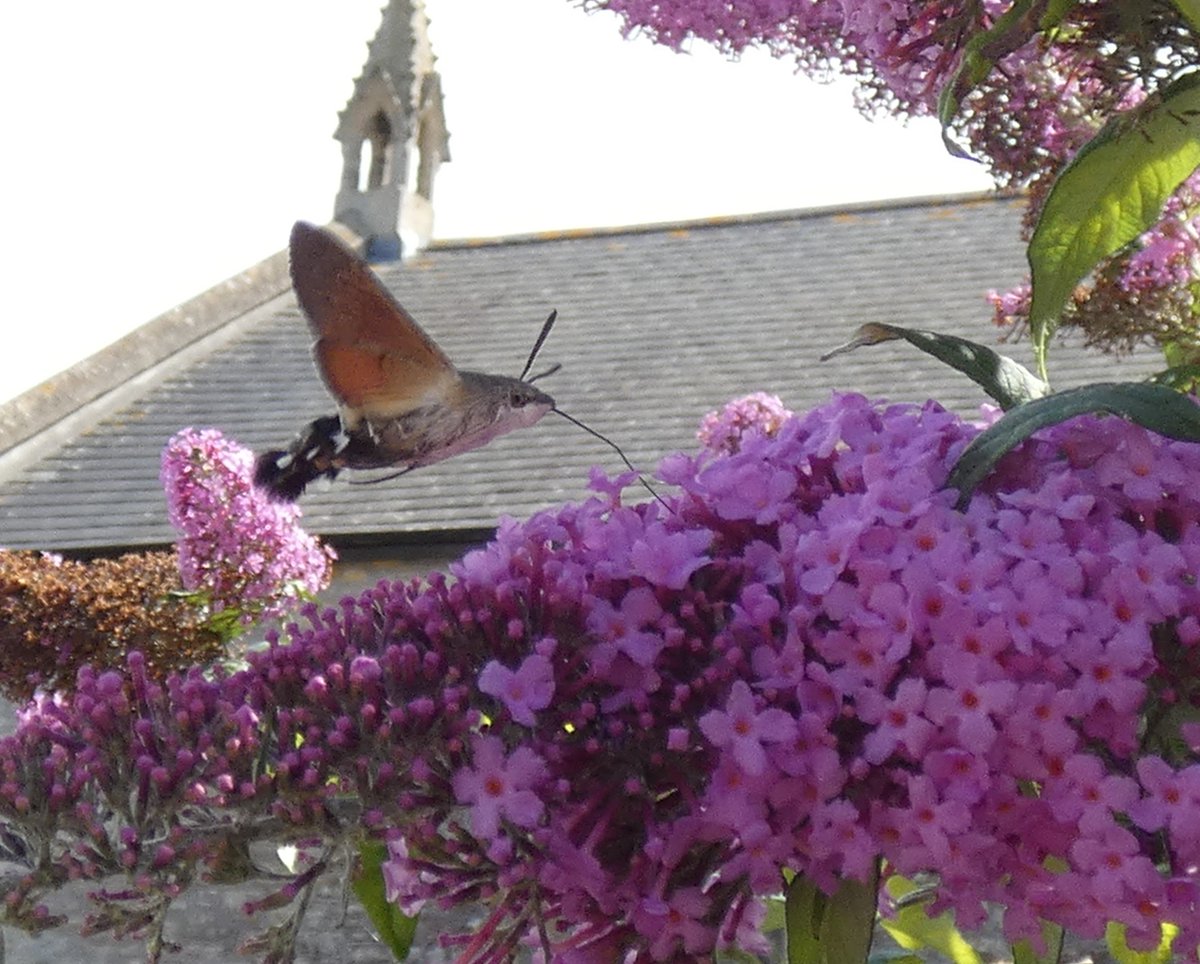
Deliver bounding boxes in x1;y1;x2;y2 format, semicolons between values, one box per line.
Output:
333;0;450;260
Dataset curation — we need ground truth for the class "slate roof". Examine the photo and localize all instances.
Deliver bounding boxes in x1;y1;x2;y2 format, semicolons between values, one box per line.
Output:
0;194;1160;552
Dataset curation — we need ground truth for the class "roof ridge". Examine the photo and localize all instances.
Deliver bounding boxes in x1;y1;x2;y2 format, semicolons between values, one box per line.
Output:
0;224;361;457
0;289;308;485
427;190;1021;252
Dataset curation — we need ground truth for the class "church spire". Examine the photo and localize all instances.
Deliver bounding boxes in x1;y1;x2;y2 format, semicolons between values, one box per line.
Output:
333;0;449;260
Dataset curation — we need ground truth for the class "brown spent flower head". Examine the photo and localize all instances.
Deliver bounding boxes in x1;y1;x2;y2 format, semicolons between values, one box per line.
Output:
0;550;223;700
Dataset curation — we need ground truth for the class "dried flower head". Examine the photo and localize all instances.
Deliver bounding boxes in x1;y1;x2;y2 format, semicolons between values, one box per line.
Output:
0;550;222;700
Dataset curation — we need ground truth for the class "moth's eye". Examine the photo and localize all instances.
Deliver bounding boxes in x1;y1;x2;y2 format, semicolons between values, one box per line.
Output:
510;390;526;408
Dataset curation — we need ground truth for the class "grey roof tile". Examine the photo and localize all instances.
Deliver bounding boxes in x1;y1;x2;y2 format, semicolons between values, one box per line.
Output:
0;195;1160;551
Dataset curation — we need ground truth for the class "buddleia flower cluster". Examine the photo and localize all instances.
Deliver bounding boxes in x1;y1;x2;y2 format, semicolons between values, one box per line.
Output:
362;392;1200;959
160;428;335;638
4;394;1200;960
697;391;792;454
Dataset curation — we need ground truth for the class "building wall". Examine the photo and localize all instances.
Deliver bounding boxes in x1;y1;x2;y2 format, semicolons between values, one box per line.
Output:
321;539;487;601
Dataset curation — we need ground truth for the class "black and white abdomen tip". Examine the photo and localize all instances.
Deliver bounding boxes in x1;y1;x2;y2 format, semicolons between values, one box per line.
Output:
253;415;346;501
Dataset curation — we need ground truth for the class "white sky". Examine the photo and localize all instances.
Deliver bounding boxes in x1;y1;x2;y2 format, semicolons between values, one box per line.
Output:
0;0;993;404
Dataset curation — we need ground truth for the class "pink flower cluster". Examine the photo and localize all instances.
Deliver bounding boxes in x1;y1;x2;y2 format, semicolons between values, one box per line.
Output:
986;283;1031;331
588;0;1004;112
160;428;335;628
5;396;1200;959
1120;170;1200;295
697;391;793;454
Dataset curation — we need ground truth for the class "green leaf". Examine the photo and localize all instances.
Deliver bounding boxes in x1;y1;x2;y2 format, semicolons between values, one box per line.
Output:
1150;361;1200;392
1162;337;1200;366
762;892;788;934
786;868;879;964
1011;920;1064;964
1041;0;1078;27
947;382;1200;507
1027;71;1200;372
351;840;418;960
1106;920;1178;963
1172;0;1200;32
204;605;247;644
821;323;1049;409
786;875;828;963
878;876;983;964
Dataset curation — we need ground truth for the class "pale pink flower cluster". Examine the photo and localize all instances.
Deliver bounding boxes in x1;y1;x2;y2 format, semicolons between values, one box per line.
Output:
160;428;334;627
697;392;793;454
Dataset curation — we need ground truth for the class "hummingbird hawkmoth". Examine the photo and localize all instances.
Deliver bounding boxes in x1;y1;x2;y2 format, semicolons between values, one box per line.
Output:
254;222;557;501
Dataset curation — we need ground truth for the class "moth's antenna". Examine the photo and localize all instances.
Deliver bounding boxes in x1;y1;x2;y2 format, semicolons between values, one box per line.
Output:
519;310;558;382
528;362;562;384
553;409;672;512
